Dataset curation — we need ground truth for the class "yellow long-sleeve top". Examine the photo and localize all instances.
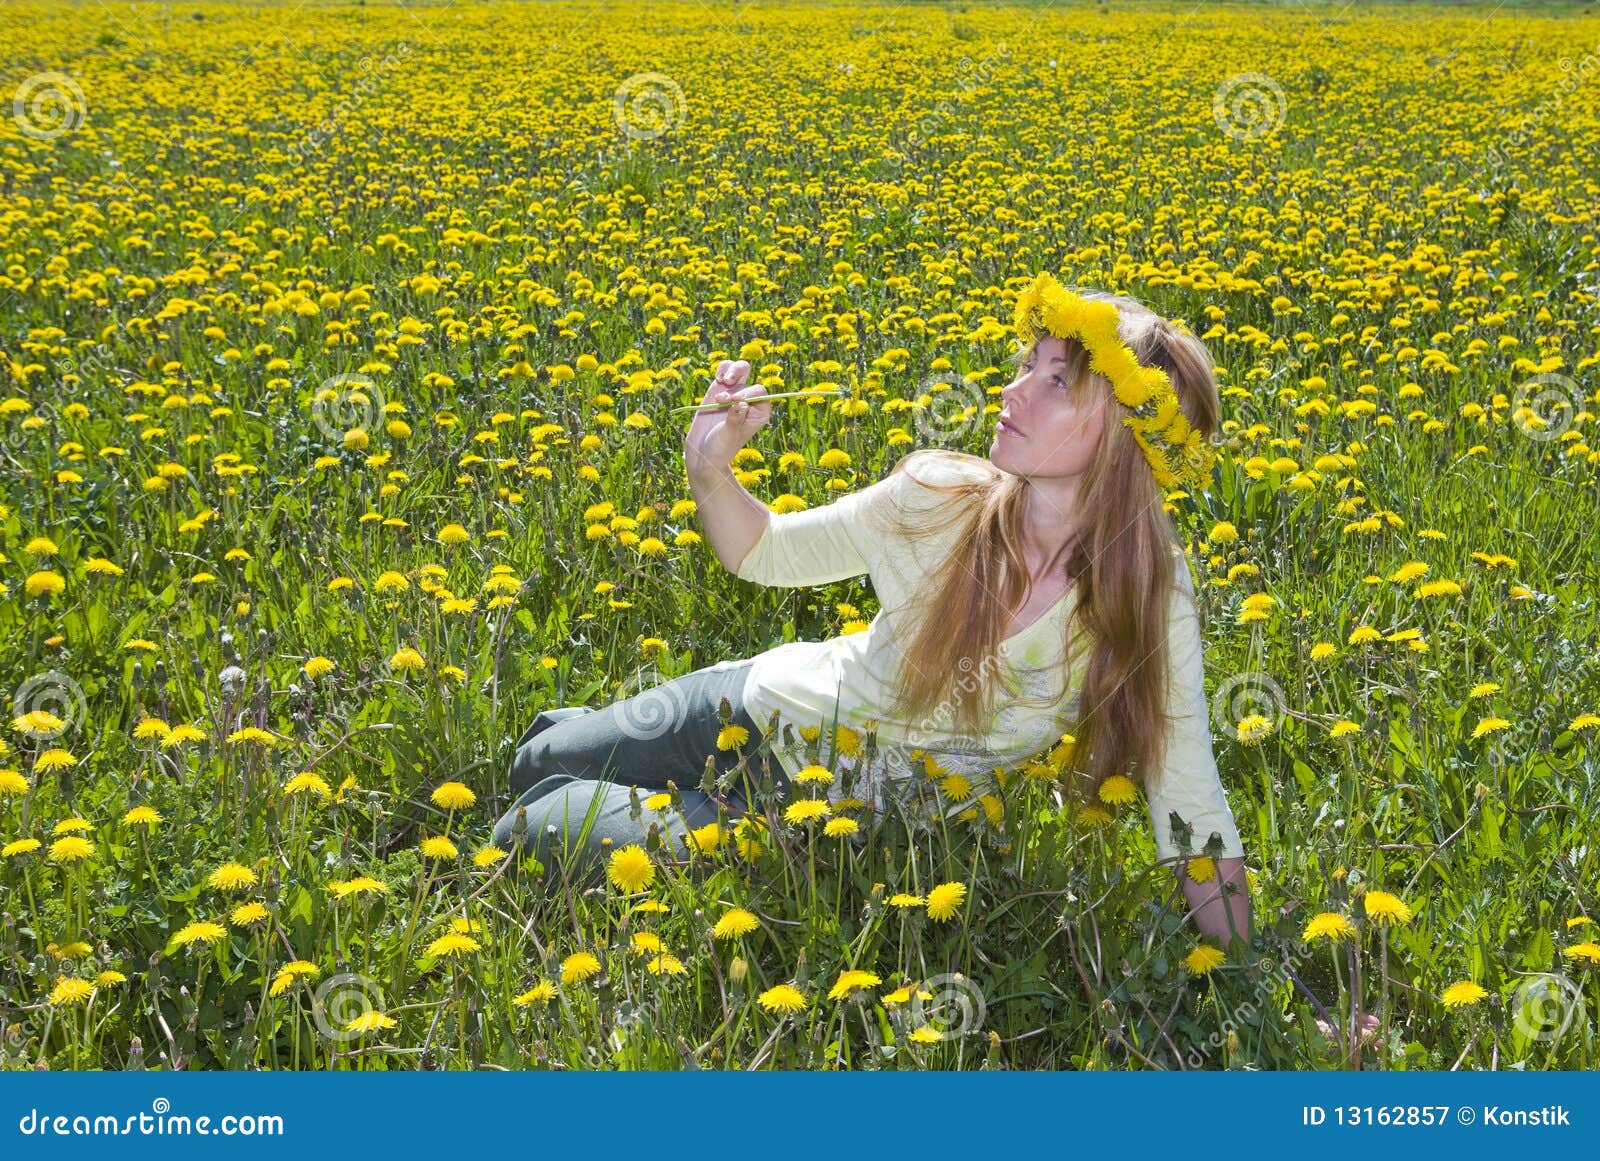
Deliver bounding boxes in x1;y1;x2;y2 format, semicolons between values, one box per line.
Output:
732;448;1245;862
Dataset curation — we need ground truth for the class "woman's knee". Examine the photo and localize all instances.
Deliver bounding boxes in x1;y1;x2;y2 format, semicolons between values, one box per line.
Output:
507;709;605;795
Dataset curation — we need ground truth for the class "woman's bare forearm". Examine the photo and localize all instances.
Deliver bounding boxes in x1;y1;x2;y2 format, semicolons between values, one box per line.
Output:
1181;856;1252;949
684;445;771;575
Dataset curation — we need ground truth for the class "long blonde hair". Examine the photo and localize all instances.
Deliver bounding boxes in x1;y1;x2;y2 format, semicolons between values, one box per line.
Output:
870;289;1223;806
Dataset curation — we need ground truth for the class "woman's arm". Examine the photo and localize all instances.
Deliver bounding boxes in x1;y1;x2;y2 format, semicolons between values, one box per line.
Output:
682;359;777;575
685;452;773;576
682;358;893;588
1182;855;1252;950
1151;557;1253;947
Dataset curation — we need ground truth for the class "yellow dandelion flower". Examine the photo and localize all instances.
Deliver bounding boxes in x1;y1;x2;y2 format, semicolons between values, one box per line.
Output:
160;724;207;747
1184;856;1217;884
24;570;66;598
1363;889;1414;927
1096;773;1138;805
683;821;723;855
389;647;426;672
1560;942;1600;965
345;1010;397;1034
712;907;760;940
47;835;94;863
207;862;259;892
1440;981;1488;1008
828;969;882;1001
561;951;602;984
423;932;480;959
268;960;321;997
783;798;832;825
512;982;558;1007
34;748;78;773
607;844;654;893
430;781;476;809
419;836;459;861
283;770;332;798
1182;943;1227;975
14;709;67;739
229;901;270;926
328;876;389;899
757;983;808;1014
1301;912;1356;942
47;976;97;1006
925;881;967;922
171;921;228;949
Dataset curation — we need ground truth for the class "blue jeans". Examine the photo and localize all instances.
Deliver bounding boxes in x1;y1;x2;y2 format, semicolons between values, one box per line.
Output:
490;659;785;885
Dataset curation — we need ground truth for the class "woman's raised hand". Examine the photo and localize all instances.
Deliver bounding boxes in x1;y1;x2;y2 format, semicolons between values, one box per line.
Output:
683;358;774;468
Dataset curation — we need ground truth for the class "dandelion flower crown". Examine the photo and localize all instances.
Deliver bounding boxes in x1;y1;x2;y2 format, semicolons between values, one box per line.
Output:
1011;271;1218;492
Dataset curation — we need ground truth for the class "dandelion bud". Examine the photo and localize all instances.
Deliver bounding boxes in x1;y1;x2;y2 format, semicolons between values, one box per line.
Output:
729;956;748;984
510;805;529;844
717;695;733;725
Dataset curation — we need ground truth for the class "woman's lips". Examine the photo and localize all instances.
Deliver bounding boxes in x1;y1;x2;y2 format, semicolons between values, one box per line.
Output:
997;416;1025;437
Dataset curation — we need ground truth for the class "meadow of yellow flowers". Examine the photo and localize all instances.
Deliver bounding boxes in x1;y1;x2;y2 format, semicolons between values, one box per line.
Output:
1;0;1598;1069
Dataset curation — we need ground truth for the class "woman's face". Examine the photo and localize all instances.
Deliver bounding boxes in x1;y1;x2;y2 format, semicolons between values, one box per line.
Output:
989;334;1106;478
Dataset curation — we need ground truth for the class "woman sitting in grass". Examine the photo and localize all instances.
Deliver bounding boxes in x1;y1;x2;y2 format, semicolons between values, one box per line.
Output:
491;271;1250;950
